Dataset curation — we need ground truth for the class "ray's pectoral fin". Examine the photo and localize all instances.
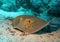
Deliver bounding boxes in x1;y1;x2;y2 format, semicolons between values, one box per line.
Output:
14;28;24;32
14;28;29;36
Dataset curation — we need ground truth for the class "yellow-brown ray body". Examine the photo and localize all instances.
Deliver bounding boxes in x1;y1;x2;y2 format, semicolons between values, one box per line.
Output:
12;15;47;34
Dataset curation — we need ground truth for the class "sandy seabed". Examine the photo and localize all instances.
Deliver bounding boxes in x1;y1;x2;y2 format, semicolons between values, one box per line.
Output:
0;19;60;42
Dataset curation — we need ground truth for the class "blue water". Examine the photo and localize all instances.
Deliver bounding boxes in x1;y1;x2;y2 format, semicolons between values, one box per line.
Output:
0;0;59;20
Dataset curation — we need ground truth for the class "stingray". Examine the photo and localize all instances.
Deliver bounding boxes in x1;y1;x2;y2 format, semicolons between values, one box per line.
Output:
12;15;54;34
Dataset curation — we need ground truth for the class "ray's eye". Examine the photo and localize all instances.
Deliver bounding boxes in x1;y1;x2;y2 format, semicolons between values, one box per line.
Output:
28;20;30;23
25;19;33;25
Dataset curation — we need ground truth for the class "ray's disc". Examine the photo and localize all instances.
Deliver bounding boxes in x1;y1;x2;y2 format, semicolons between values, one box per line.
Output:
12;15;47;33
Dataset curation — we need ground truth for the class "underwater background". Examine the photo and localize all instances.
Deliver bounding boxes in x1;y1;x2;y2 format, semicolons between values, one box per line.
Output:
0;0;60;42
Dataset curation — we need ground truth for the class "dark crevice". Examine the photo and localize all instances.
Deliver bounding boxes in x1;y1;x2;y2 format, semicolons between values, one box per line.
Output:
14;28;24;32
